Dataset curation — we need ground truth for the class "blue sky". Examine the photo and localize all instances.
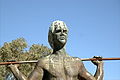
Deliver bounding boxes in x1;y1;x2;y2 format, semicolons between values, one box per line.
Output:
0;0;120;80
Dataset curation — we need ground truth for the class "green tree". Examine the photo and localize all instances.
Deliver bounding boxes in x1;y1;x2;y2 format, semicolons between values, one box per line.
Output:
0;38;51;80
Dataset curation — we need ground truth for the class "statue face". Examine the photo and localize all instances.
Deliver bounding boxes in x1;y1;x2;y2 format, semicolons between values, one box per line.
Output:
53;22;68;47
48;20;68;49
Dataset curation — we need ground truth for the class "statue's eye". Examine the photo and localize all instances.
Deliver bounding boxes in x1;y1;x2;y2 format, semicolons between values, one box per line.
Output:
55;30;61;33
63;30;67;33
54;25;58;27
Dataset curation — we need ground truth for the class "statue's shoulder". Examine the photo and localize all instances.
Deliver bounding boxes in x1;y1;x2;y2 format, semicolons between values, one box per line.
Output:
40;52;51;58
72;57;83;62
64;56;82;62
39;54;50;62
37;54;51;67
71;56;81;60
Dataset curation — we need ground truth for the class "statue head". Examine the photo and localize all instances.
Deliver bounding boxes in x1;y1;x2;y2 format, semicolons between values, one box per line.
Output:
48;20;68;50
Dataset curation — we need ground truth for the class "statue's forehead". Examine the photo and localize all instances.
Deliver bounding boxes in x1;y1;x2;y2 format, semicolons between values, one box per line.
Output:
54;21;67;30
55;25;66;30
54;21;64;25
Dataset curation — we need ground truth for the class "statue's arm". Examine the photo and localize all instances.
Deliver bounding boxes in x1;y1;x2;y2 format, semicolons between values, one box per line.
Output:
9;60;44;80
78;61;96;80
92;56;104;80
28;63;44;80
78;58;104;80
9;64;27;80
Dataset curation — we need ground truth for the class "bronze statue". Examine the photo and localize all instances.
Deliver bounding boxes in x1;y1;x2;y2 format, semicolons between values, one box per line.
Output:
8;20;104;80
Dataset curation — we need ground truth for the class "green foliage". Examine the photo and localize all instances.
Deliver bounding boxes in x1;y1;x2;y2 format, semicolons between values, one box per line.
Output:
0;38;52;80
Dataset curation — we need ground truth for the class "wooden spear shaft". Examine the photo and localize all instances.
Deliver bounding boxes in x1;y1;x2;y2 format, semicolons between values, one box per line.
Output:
0;60;38;65
81;57;120;61
0;58;120;65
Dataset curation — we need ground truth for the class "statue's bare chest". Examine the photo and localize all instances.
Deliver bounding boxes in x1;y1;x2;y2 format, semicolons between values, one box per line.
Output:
44;56;80;77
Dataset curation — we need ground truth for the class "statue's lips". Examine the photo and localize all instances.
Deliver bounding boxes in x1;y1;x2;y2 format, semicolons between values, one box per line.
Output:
59;36;66;40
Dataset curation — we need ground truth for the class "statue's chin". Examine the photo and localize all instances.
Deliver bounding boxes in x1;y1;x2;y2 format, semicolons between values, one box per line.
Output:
53;39;66;50
58;39;66;45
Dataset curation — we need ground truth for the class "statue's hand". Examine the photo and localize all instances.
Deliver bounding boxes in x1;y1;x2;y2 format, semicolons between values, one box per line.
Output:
91;56;103;66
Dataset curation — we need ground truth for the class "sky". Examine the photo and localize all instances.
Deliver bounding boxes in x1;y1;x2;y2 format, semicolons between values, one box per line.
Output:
0;0;120;80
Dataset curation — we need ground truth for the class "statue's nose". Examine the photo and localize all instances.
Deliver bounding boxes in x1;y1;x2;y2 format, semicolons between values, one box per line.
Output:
60;30;65;36
61;30;63;33
61;30;64;34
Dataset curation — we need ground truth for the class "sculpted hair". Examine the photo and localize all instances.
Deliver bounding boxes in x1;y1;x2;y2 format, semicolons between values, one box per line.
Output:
48;20;68;49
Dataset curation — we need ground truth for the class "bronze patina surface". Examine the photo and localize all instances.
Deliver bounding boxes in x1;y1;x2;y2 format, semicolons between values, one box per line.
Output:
8;20;104;80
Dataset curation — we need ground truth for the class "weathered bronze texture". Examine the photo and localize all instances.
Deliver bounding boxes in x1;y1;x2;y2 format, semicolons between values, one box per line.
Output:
8;20;104;80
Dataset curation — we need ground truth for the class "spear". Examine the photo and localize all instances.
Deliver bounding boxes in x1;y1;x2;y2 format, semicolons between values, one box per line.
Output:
81;57;120;61
0;60;38;65
0;58;120;65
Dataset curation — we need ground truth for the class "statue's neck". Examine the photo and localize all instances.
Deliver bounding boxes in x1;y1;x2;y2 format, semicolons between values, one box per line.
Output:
53;48;68;56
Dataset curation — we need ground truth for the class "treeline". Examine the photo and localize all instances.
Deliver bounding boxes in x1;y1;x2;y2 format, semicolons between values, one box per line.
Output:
0;38;52;80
